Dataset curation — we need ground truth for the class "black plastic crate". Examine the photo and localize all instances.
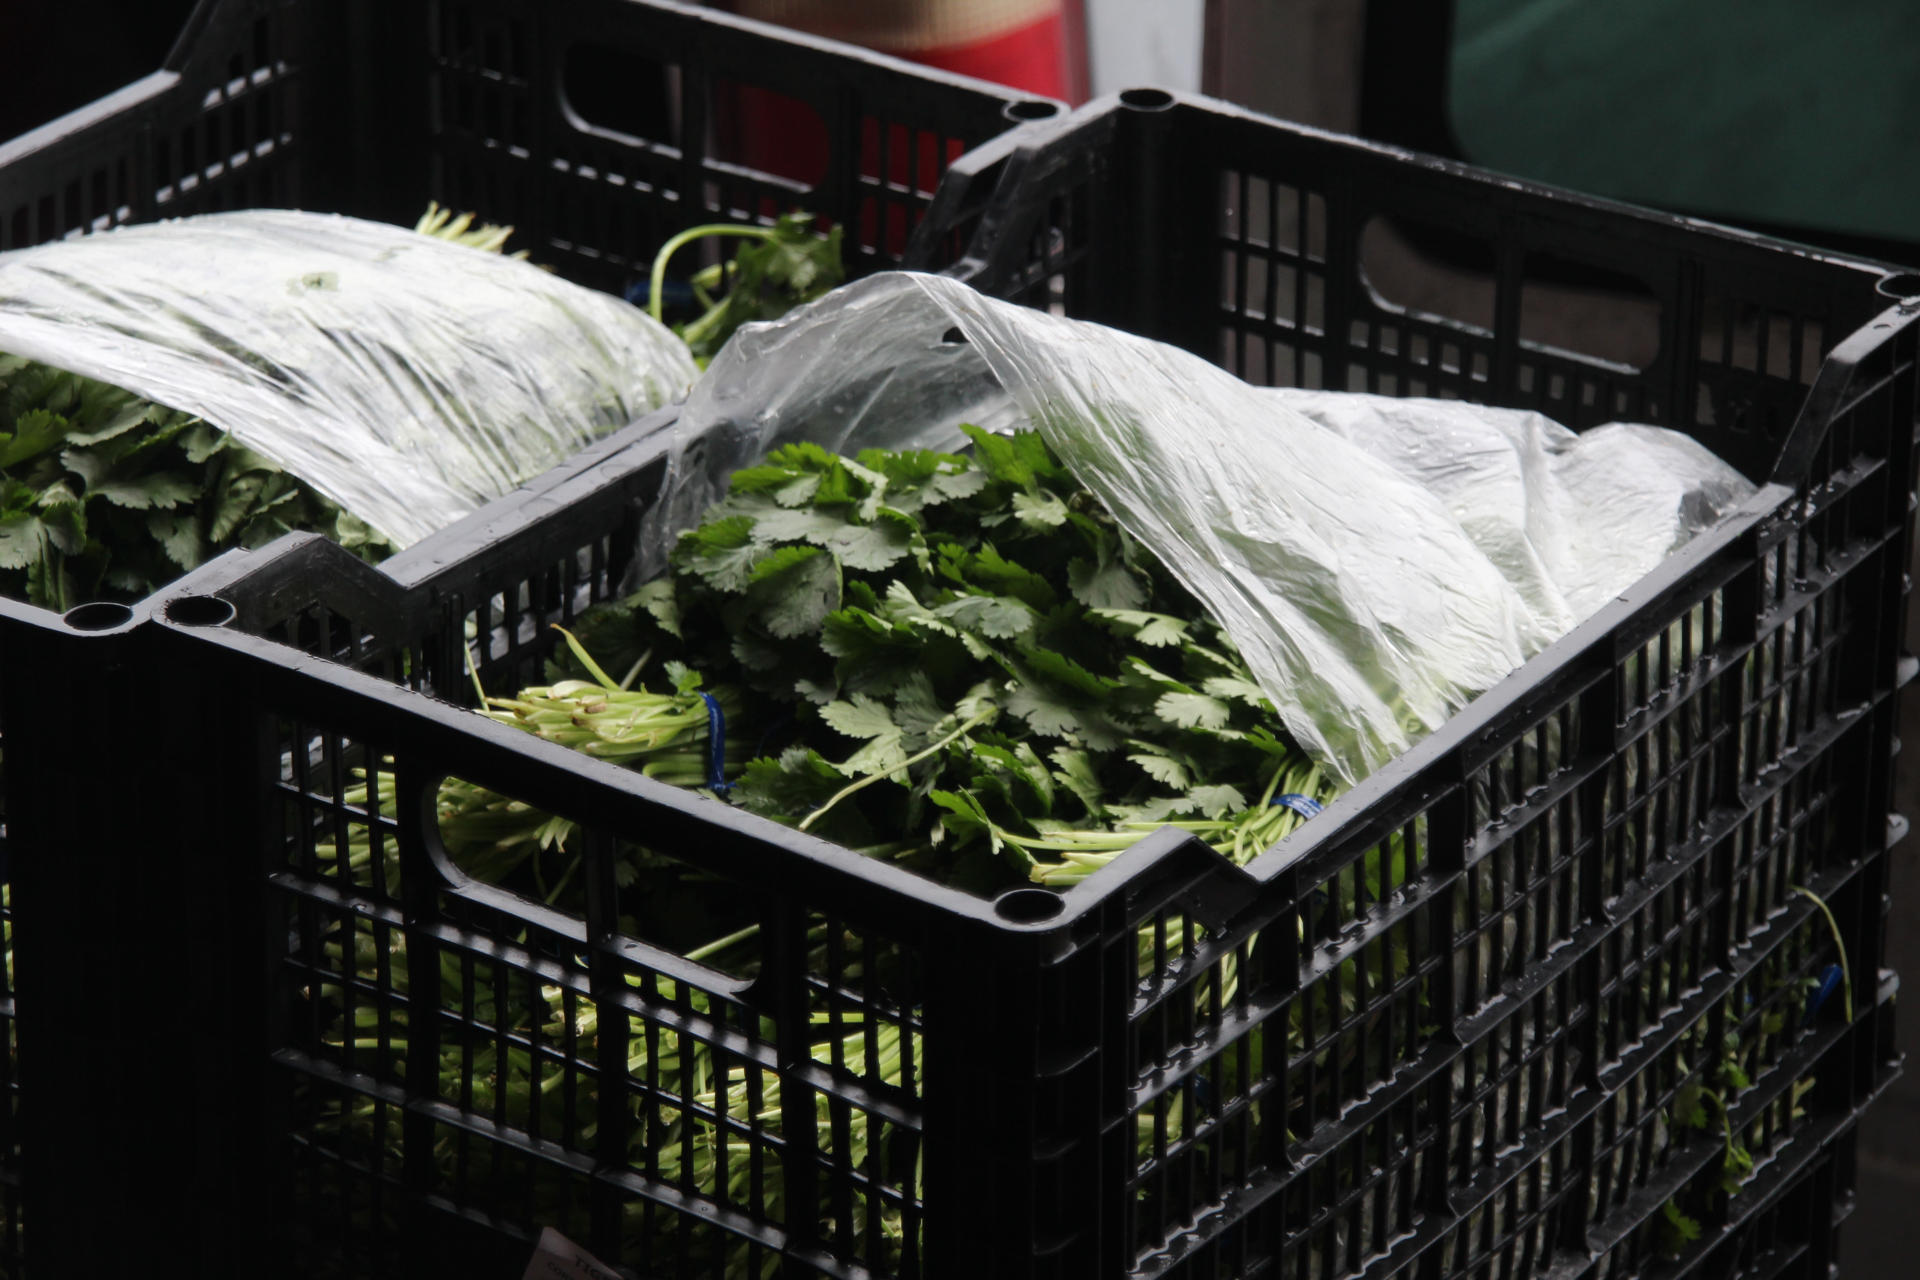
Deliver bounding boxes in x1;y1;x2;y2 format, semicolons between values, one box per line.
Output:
0;1;1061;1272
0;0;1062;287
6;92;1919;1278
1637;1115;1870;1280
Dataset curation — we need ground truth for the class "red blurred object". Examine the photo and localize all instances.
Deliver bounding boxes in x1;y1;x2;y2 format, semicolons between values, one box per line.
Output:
714;1;1084;255
728;0;1085;100
904;11;1070;100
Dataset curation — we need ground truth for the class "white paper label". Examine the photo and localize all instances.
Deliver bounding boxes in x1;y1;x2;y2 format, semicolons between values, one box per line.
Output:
521;1227;625;1280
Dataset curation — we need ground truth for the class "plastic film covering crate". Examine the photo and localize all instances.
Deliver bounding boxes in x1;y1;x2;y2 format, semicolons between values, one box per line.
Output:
0;0;1061;1271
4;94;1918;1277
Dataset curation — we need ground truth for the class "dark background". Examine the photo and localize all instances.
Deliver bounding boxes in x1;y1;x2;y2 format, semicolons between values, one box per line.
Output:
0;1;198;142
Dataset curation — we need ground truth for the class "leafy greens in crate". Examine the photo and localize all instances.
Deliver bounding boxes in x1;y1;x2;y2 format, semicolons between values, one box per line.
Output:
0;206;856;610
0;208;698;557
303;272;1820;1273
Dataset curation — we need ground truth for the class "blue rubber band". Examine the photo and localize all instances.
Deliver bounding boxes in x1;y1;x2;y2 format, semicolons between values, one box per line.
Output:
626;278;697;309
1270;793;1324;819
1803;963;1843;1027
699;692;732;794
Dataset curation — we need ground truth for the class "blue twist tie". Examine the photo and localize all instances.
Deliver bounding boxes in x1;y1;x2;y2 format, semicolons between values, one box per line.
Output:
699;692;732;794
1803;963;1844;1027
628;278;696;309
1270;793;1324;819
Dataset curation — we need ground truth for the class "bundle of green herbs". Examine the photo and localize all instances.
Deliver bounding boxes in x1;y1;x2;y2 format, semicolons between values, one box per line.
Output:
647;211;846;366
0;206;841;611
466;424;1337;901
0;357;395;609
0;205;528;609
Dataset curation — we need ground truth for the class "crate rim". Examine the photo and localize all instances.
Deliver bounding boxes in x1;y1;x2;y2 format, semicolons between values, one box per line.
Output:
942;88;1920;286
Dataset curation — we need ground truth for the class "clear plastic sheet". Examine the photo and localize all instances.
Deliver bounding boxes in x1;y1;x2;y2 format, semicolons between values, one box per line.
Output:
1268;392;1758;626
0;210;698;547
664;272;1756;783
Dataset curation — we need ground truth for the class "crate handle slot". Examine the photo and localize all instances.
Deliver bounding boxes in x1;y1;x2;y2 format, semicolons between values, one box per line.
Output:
163;593;237;628
60;600;134;632
1356;215;1664;376
1004;99;1062;122
558;40;681;151
1876;272;1920;302
1118;88;1175;112
995;886;1066;923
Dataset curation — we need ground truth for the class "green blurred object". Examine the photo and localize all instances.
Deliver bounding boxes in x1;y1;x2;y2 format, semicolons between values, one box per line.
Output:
1446;0;1920;247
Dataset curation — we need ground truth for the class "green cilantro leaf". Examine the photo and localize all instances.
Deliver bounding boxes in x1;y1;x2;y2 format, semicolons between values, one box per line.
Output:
0;408;69;468
750;505;846;546
929;465;989;504
1070;553;1148;611
1660;1201;1701;1252
148;510;204;568
1156;691;1233;731
681;514;764;592
735;747;849;819
1092;608;1187;645
889;670;949;742
1202;674;1271;708
1050;747;1107;819
930;788;1000;857
821;694;897;742
1012;490;1068;529
0;512;48;570
1005;681;1090;739
823;509;914;572
58;399;149;448
89;471;199;511
40;501;87;556
1186;784;1248;818
181;423;227;464
635;577;682;639
1129;752;1192;790
934;592;1036;640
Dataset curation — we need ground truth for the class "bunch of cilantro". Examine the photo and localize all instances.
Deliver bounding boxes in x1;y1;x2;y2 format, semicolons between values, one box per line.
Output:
646;211;846;365
564;424;1331;893
0;206;581;611
0;355;392;611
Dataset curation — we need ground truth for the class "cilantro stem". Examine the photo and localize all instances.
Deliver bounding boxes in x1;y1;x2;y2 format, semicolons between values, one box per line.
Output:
1789;884;1853;1023
685;922;762;964
647;224;777;324
799;710;994;833
552;623;623;689
464;639;488;706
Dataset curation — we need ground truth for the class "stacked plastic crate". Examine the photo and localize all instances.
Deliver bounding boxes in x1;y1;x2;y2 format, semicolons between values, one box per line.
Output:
0;1;1061;1274
0;14;1912;1280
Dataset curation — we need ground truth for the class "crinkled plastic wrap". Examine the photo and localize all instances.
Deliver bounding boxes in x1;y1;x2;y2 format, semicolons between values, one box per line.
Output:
664;272;1756;783
0;210;698;546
